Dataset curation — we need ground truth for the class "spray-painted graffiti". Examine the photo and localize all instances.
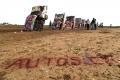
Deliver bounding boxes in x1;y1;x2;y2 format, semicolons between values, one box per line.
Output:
5;55;119;69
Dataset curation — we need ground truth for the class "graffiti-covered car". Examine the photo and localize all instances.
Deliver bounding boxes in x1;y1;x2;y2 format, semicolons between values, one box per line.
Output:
75;18;81;29
64;16;75;29
24;5;48;31
52;13;65;30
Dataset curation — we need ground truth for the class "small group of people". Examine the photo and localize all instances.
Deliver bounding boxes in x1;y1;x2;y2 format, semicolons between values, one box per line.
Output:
78;18;98;30
99;22;103;28
90;18;97;30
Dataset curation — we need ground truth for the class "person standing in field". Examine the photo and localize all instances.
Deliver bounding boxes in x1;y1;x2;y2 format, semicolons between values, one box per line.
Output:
59;19;63;30
91;18;96;30
71;21;74;29
81;19;84;29
94;19;97;30
110;24;112;28
85;20;87;29
86;19;90;30
96;22;99;27
49;20;52;28
84;19;86;29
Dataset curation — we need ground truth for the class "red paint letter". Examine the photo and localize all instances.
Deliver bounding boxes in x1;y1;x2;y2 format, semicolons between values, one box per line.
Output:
46;57;53;66
5;59;24;69
91;57;105;65
25;58;40;68
70;57;81;66
57;57;68;66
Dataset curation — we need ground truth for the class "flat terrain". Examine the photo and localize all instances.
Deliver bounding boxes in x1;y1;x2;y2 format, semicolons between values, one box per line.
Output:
0;25;120;80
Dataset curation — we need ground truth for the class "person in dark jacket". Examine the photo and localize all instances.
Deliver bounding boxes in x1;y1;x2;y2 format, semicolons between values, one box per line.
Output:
91;18;96;30
86;19;90;30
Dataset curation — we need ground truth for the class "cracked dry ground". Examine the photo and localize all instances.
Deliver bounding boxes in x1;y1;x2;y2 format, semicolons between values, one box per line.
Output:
0;28;120;80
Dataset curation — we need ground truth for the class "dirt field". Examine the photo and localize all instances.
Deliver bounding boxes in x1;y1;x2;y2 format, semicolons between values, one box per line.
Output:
0;25;120;80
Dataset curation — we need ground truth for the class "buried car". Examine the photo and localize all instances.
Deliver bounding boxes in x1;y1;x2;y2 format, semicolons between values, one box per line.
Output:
75;18;82;29
51;13;65;30
64;16;75;29
24;5;48;31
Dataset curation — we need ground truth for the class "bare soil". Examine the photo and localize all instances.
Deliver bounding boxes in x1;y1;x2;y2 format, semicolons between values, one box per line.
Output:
0;25;120;80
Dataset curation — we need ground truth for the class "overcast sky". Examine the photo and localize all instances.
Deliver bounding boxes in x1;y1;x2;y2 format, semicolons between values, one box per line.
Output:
0;0;120;26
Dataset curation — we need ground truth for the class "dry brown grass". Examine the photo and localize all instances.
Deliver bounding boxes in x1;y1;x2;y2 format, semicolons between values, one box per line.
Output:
0;71;6;80
0;25;120;80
